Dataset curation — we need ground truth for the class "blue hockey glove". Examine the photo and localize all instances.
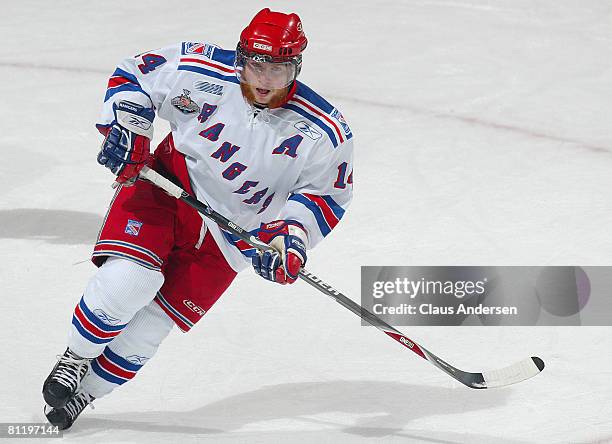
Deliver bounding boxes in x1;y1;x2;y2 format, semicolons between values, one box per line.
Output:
97;100;154;186
252;220;308;284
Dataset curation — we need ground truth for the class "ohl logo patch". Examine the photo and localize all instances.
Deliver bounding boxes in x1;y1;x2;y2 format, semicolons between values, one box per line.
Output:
125;219;143;236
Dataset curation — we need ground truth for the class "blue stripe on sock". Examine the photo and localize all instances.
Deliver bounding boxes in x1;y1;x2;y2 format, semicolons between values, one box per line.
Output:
103;347;143;372
78;298;126;332
71;316;114;344
91;360;126;385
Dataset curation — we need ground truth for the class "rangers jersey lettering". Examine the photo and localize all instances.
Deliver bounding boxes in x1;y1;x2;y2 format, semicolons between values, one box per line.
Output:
98;42;354;271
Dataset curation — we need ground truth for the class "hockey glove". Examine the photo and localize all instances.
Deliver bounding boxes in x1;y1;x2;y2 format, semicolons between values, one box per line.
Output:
252;220;307;285
97;100;154;186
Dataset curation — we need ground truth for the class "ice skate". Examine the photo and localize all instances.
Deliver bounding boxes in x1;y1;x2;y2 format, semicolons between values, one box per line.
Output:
44;389;95;431
42;348;91;408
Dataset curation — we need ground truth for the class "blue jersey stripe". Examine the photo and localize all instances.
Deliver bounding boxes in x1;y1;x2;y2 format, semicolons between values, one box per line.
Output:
178;65;239;84
96;240;162;265
105;67;151;102
294;82;335;114
238;248;257;258
104;83;149;102
293;81;353;142
322;195;346;220
289;194;331;237
282;103;339;148
222;231;259;258
92;251;161;271
111;67;140;85
211;48;236;67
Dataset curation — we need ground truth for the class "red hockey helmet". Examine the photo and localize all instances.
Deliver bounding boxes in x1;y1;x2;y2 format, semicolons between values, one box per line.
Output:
239;8;307;59
235;9;307;89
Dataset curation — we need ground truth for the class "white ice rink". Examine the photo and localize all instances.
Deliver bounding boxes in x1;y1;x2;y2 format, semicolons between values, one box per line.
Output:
1;1;611;442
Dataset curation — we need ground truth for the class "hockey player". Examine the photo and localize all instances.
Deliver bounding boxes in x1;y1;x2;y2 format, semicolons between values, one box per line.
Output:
42;8;353;430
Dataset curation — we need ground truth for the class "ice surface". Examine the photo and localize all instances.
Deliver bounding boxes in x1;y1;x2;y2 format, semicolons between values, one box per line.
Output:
1;1;611;443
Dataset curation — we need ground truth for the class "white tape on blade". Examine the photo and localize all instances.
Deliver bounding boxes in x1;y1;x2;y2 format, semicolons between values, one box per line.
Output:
482;358;541;388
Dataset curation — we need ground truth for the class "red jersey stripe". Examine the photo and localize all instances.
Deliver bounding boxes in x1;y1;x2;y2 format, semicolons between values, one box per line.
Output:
303;193;340;229
180;57;235;73
292;97;345;144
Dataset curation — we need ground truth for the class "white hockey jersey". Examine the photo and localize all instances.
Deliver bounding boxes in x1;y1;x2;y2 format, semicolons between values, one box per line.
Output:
97;42;354;272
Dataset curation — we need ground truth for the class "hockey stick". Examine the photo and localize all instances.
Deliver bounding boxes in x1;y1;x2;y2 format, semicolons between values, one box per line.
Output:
138;165;545;389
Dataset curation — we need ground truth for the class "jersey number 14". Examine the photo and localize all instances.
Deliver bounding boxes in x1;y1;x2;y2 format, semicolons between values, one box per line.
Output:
138;53;167;74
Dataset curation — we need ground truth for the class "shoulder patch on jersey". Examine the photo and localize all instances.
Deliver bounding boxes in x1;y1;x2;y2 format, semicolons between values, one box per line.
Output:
178;46;238;84
182;42;215;58
331;108;352;136
294;120;322;140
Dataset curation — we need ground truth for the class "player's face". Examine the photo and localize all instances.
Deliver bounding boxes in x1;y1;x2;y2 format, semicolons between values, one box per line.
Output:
244;59;294;89
241;59;295;105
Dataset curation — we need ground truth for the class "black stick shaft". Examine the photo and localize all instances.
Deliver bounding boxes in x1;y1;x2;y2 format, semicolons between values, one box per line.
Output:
138;166;544;389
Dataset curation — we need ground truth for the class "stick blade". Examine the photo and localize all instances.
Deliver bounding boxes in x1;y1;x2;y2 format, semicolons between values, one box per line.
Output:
481;356;545;388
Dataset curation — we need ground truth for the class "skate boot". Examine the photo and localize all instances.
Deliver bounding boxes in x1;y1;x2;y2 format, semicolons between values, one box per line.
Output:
43;348;91;408
44;389;95;430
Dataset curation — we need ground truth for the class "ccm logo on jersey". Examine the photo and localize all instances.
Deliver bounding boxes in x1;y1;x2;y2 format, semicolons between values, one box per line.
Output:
253;42;273;52
294;121;322;140
183;299;206;316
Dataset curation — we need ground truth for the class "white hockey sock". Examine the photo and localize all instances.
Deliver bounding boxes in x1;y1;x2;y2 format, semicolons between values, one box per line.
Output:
68;257;165;358
81;300;174;399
